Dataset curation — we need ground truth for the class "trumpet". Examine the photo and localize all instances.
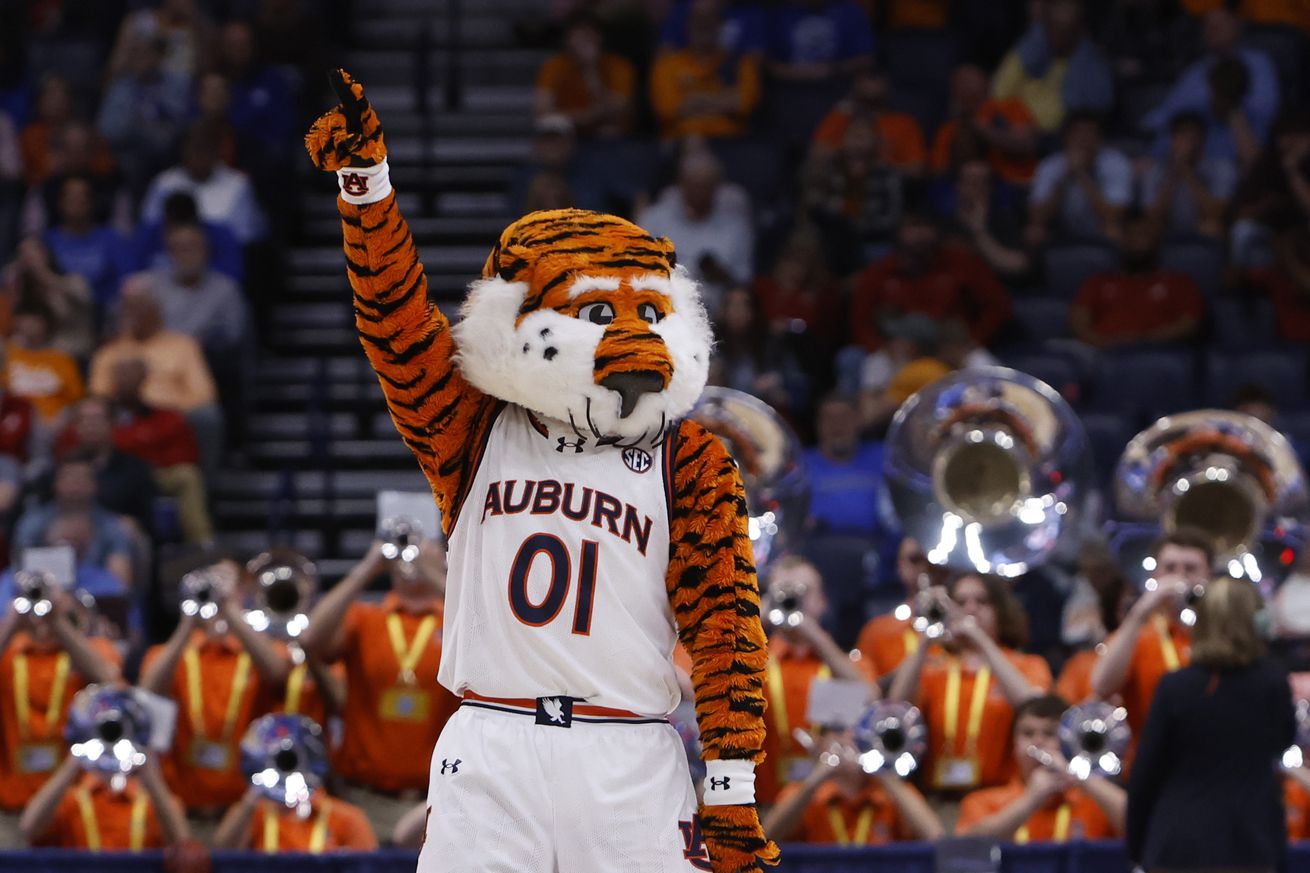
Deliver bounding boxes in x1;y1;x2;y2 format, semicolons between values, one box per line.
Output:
1057;702;1131;780
379;516;423;563
66;685;152;789
244;552;316;640
13;570;63;618
180;569;223;620
1284;698;1310;770
1142;576;1207;627
241;714;329;816
853;701;927;778
762;579;807;629
911;580;950;641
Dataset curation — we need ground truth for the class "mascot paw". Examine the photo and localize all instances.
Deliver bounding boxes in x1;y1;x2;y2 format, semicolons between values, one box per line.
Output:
305;68;387;171
699;804;781;873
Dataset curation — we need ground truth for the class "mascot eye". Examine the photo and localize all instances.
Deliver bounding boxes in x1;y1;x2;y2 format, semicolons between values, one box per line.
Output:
578;302;615;325
637;303;664;324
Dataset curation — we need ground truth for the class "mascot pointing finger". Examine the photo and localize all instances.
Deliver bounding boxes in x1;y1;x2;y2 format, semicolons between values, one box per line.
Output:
306;71;780;873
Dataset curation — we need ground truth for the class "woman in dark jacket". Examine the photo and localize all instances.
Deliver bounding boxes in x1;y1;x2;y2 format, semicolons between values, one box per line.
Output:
1127;577;1296;872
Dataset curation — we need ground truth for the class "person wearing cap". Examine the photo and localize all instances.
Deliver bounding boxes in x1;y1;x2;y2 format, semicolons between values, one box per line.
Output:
956;695;1124;841
138;560;290;831
301;537;459;841
20;744;189;851
0;584;122;843
212;715;376;853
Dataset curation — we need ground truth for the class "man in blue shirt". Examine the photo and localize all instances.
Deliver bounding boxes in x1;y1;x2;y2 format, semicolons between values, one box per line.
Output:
43;176;127;308
803;392;887;537
766;0;874;83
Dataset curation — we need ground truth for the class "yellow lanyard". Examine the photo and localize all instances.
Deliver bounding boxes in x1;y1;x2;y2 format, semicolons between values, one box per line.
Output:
385;614;436;685
183;648;251;740
765;659;831;748
1153;615;1181;672
262;798;332;854
902;628;919;657
943;661;991;756
1016;802;1071;844
284;664;307;715
13;653;70;741
826;802;875;845
76;787;147;851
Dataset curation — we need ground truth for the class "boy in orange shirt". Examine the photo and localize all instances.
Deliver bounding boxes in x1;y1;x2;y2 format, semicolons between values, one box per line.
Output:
957;695;1125;842
764;727;943;845
0;582;122;842
758;556;879;805
3;304;84;424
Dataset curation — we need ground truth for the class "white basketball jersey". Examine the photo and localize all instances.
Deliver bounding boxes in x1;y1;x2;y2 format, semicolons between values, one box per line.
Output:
442;404;681;717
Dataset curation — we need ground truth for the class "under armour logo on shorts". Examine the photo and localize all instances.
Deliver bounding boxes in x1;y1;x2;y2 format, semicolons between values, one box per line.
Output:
440;758;461;775
708;776;731;791
341;172;370;196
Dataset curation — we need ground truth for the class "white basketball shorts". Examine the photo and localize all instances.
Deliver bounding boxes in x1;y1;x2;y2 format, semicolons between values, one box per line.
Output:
416;699;714;872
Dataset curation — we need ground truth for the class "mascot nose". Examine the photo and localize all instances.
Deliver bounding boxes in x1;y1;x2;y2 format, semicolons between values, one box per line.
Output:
601;371;665;419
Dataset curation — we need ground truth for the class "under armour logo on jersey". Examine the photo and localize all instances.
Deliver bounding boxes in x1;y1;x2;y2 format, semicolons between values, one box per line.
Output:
341;172;369;196
708;777;731;791
440;758;461;775
622;447;653;473
536;696;573;727
556;436;586;453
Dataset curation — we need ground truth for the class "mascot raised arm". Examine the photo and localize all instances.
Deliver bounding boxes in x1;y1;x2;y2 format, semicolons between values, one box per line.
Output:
306;70;779;873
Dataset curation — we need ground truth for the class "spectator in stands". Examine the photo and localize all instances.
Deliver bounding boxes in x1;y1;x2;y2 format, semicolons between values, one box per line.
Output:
43;175;127;310
937;318;1000;373
96;360;213;546
0;380;33;465
851;209;1011;353
148;223;250;357
709;286;808;416
11;455;134;586
856;537;950;678
24;121;131;238
1143;5;1279;168
1057;542;1134;704
97;34;192;196
301;538;458;841
811;70;927;175
89;276;224;479
803;393;886;536
508;114;606;215
1027;112;1132;244
192;73;239;169
764;726;944;844
1090;529;1213;737
856;311;939;399
0;588;123;843
141;124;267;246
992;0;1115;133
58;398;159;538
534;13;636;139
765;0;875;83
1127;577;1295;871
139;560;290;823
216;21;295;165
0;512;129;616
804;117;906;265
213;716;375;852
1070;214;1205;348
890;573;1052;793
3;236;95;362
130;191;244;281
941;159;1032;283
956;694;1126;840
932;64;1038;186
2;302;85;426
1100;0;1191;85
19;754;189;851
753;228;843;344
20;76;112;186
650;1;761;139
660;0;768;56
757;556;879;804
1142;111;1238;239
107;0;212;81
638;147;753;310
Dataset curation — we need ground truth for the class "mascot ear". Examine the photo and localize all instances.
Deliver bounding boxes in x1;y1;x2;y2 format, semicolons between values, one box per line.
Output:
655;235;677;271
482;236;535;283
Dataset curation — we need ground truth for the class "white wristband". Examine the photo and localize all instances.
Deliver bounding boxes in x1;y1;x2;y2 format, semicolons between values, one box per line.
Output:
336;159;392;205
701;759;756;806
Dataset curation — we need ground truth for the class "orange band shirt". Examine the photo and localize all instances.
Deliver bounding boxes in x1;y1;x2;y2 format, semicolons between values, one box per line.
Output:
773;779;919;844
250;793;377;853
39;774;175;850
956;780;1117;841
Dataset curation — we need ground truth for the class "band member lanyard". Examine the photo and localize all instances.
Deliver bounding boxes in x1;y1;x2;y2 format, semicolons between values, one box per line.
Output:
766;660;831;779
386;614;436;685
827;803;875;845
262;798;332;854
76;787;147;851
1016;803;1071;844
13;652;70;743
939;661;991;785
902;629;919;657
1152;614;1182;672
284;664;307;715
183;649;251;749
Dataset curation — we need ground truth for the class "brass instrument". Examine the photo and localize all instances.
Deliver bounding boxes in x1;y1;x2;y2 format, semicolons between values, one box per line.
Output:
66;685;152;789
884;367;1091;577
852;701;927;778
1115;411;1308;590
244;552;317;641
240;713;330;816
1285;698;1310;771
180;568;223;620
1058;702;1131;780
13;570;63;618
379;517;423;563
762;577;807;629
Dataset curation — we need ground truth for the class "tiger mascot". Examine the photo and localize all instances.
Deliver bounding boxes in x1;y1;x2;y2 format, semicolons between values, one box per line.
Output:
306;71;779;873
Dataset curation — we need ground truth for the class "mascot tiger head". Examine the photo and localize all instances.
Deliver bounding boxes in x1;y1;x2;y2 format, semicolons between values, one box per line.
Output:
451;209;713;446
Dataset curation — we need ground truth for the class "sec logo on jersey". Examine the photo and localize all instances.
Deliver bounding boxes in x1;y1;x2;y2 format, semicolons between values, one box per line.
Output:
622;447;653;473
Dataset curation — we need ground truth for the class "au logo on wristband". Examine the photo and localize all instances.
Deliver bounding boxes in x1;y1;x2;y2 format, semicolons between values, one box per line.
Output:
341;172;370;197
